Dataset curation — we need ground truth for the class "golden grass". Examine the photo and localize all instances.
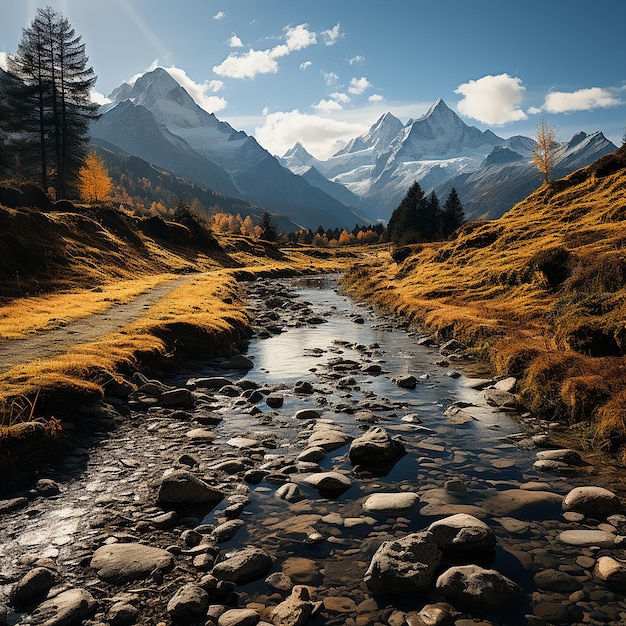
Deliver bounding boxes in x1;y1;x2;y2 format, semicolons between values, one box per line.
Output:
344;146;626;457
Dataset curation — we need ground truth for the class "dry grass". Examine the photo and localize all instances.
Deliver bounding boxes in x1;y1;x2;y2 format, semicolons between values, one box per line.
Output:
344;146;626;458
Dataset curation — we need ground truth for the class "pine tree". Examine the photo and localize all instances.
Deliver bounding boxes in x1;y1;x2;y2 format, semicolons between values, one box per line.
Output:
385;181;425;244
441;187;465;238
260;210;278;242
77;151;112;202
421;190;442;241
7;6;98;198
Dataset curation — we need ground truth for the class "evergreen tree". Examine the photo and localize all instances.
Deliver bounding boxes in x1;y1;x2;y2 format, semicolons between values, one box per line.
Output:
441;187;465;238
385;181;425;244
421;190;442;241
260;210;278;242
7;6;98;198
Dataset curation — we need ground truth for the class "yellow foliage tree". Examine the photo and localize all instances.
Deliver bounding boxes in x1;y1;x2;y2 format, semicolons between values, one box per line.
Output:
533;119;557;184
78;152;112;202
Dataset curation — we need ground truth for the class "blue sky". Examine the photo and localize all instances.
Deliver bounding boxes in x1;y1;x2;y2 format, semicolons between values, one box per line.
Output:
2;0;625;158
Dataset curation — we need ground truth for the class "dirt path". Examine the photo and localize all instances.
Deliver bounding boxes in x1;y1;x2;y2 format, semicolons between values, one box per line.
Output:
0;274;198;374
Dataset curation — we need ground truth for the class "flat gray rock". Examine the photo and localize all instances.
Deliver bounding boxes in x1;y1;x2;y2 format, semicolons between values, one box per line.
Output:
428;513;497;553
30;588;96;625
157;469;224;506
349;426;406;467
167;583;209;620
304;471;352;494
363;492;419;515
91;543;174;583
558;529;616;547
211;547;273;585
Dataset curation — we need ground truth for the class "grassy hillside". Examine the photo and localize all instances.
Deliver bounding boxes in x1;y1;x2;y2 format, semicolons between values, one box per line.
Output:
344;145;626;458
0;201;357;450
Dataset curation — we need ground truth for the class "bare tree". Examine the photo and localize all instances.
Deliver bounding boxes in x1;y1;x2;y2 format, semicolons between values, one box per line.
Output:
533;118;557;184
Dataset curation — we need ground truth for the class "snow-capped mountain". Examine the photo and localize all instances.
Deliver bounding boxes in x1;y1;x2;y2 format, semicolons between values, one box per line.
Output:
435;130;617;220
281;99;616;220
91;68;369;230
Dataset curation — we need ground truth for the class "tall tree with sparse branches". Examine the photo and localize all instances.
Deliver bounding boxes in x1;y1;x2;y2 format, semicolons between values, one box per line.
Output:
7;6;98;198
533;118;557;184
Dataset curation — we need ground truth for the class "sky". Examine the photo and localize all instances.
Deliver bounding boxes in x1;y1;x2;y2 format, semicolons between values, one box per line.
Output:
1;0;625;159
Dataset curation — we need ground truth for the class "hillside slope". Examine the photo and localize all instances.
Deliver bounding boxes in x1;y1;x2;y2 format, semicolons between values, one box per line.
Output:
344;146;626;457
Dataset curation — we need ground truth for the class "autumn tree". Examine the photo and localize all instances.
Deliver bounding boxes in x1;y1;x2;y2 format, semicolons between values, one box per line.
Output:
78;151;112;202
533;119;557;184
7;6;98;197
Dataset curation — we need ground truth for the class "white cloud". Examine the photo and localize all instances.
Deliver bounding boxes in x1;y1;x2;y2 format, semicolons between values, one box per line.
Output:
300;61;312;71
527;106;542;115
213;49;278;79
163;66;227;112
455;73;528;125
349;76;372;95
284;24;317;51
254;109;367;159
349;55;364;65
313;99;343;112
330;92;351;104
228;34;243;48
0;52;8;70
369;94;384;102
543;87;622;113
214;22;338;80
213;11;225;20
322;71;339;86
90;89;111;105
321;23;343;46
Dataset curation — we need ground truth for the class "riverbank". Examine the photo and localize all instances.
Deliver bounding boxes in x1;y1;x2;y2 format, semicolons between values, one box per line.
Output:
2;275;626;626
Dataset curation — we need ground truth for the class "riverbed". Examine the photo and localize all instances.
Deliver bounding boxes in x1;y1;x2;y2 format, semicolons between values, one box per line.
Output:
1;276;625;626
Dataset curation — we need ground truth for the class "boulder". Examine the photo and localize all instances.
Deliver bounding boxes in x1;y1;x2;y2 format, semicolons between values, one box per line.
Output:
562;486;622;518
167;583;209;621
349;426;406;467
483;389;516;409
362;492;420;516
91;543;174;583
12;567;56;605
364;531;441;595
228;354;254;370
396;375;418;389
157;469;224;506
218;609;260;626
212;547;273;585
270;585;314;626
304;472;352;495
294;409;321;420
30;588;96;625
435;564;522;610
427;513;496;553
594;556;626;591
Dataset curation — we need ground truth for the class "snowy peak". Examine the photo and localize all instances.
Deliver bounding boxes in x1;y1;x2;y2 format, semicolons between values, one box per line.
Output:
282;141;316;167
334;111;404;157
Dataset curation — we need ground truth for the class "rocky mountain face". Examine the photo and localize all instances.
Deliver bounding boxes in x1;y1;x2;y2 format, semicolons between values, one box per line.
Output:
281;99;617;220
91;68;369;230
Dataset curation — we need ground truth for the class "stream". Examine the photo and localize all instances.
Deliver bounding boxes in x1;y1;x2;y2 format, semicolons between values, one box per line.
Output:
1;275;626;626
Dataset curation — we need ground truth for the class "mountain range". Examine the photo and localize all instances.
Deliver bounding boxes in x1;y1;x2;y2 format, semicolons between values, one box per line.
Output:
91;68;369;230
280;99;617;220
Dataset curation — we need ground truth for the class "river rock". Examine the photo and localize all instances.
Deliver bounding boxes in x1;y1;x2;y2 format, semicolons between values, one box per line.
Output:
270;585;314;626
349;426;406;467
294;408;321;420
218;609;260;626
212;519;245;542
494;377;517;393
483;389;516;409
533;568;583;592
294;380;314;394
266;393;284;408
228;354;254;370
108;601;139;626
91;543;174;583
304;471;352;494
593;556;626;591
535;449;582;465
558;529;617;547
482;489;563;516
307;425;351;451
364;531;441;595
212;547;273;584
192;376;232;390
12;567;56;605
167;583;209;621
35;478;61;496
185;427;216;442
440;339;467;355
297;446;326;462
157;469;224;506
0;497;28;514
276;483;305;502
396;375;418;389
562;486;622;518
159;387;195;408
30;588;96;625
435;565;522;610
362;492;420;516
427;513;497;553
